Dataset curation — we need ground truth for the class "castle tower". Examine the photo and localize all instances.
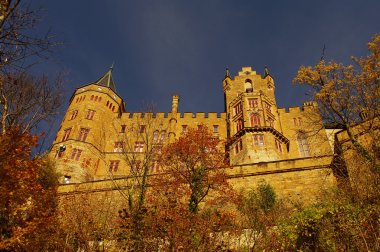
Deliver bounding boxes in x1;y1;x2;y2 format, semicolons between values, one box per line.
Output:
223;67;289;164
50;67;125;183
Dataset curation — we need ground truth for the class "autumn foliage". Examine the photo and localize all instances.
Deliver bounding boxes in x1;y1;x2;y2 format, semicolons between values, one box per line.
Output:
0;129;61;251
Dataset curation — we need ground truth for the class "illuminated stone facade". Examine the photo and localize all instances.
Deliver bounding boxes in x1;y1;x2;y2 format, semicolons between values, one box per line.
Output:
51;66;337;201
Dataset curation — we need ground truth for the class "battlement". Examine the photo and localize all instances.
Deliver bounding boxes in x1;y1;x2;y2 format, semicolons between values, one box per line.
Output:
278;101;318;114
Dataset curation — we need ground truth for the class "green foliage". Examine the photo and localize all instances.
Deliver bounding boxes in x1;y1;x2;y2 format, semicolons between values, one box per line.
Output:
37;158;60;189
278;201;380;251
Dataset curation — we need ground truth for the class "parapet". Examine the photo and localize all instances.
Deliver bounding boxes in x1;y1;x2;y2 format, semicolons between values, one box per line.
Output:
180;112;226;119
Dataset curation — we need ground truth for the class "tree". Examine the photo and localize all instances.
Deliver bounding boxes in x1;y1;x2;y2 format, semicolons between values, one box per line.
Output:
115;109;169;250
132;125;236;251
236;181;281;251
0;0;54;72
159;125;229;214
0;129;63;251
293;34;379;169
0;71;63;135
0;0;62;136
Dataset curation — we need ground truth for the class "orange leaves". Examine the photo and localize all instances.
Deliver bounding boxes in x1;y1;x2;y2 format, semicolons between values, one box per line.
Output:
0;129;59;250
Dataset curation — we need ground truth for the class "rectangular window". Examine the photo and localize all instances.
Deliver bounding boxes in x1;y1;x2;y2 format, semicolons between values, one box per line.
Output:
139;125;146;133
109;160;120;172
152;161;160;173
235;139;243;154
70;148;82;161
213;125;219;133
85;109;95;120
114;142;124;152
234;103;242;115
236;119;243;132
153;131;159;142
275;139;283;153
248;98;259;108
253;134;265;146
268;118;274;127
293;118;298;126
62;128;72;141
130;160;141;173
298;117;302;126
78;128;90;142
182;125;187;133
134;141;144;152
121;125;126;133
264;102;271;113
160;131;166;142
69;110;78;120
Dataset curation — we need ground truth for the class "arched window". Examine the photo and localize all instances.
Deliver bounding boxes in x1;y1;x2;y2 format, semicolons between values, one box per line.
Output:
245;79;253;93
94;96;98;102
297;132;310;157
250;113;261;126
106;101;109;106
98;97;102;102
90;95;94;100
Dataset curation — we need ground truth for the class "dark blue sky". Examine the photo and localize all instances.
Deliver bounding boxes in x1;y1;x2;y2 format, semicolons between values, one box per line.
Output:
33;0;379;114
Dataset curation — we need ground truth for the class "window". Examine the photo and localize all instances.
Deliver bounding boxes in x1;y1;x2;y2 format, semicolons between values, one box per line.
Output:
234;103;242;115
268;118;274;127
86;109;95;120
297;132;310;157
160;131;166;142
275;139;283;153
114;142;124;152
251;113;261;126
253;134;265;146
248;98;259;108
94;96;98;102
235;139;243;154
70;148;82;161
90;95;94;100
134;141;144;152
98;97;102;102
63;175;71;184
69;110;78;120
236;119;243;132
131;160;141;173
264;102;271;113
121;125;126;133
109;160;120;172
62;128;71;141
153;131;159;142
78;128;90;142
182;125;187;133
213;125;219;133
294;117;302;126
245;79;253;93
152;161;160;173
293;118;298;126
139;125;146;133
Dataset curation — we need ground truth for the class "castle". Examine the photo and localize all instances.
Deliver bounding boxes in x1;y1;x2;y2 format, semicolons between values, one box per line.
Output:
51;66;337;201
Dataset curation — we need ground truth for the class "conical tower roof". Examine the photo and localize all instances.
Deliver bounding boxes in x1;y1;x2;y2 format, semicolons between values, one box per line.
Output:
95;67;116;92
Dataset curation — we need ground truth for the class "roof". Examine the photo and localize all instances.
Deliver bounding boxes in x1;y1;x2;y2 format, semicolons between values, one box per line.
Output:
95;67;116;92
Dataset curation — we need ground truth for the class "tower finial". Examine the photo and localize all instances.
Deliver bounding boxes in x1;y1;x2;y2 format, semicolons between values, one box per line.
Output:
224;67;231;79
110;61;115;70
264;66;270;77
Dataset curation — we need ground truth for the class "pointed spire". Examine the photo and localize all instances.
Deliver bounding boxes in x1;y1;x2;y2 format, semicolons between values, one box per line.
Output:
95;65;117;92
264;66;270;77
224;67;231;79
